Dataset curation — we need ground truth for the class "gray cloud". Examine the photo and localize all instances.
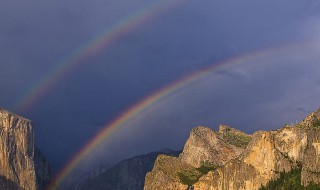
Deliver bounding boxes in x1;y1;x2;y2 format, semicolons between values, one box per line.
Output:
82;44;320;169
1;0;320;172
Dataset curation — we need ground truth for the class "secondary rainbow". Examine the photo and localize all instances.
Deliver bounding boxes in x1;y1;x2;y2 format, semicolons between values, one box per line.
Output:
14;0;186;113
49;44;301;189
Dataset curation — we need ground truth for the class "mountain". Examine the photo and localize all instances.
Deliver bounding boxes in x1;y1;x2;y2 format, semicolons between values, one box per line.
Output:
144;125;252;189
60;149;180;190
144;109;320;190
0;108;52;190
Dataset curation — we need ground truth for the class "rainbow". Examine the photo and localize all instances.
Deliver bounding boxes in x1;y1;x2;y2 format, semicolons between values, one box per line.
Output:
48;44;303;189
14;0;186;113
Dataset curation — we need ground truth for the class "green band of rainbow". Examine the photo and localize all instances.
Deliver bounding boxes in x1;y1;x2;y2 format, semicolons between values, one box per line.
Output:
47;43;302;189
14;0;186;113
11;0;310;187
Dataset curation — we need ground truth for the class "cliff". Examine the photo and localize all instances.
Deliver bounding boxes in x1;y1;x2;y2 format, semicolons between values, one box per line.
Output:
0;108;52;190
179;125;251;168
144;125;251;190
145;109;320;190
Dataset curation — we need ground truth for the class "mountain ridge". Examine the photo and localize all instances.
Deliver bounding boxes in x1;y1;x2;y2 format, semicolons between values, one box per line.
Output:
58;149;181;190
144;109;320;190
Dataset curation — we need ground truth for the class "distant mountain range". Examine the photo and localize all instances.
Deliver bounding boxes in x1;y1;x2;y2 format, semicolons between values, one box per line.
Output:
58;149;181;190
0;107;180;190
1;108;320;190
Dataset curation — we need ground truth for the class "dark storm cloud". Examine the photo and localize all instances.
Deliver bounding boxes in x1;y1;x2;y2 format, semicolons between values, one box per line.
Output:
1;0;320;173
82;44;320;169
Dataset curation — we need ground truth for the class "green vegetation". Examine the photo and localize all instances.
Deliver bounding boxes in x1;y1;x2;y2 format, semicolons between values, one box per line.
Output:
197;162;218;175
312;118;320;128
178;169;202;186
295;117;320;129
295;123;304;128
259;167;320;190
224;132;252;148
178;162;218;185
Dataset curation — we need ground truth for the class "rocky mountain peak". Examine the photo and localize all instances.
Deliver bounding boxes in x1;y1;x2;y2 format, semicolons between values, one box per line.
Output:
0;108;51;190
0;108;31;131
298;109;320;128
191;125;215;134
145;124;252;190
218;124;249;136
145;109;320;190
179;125;251;168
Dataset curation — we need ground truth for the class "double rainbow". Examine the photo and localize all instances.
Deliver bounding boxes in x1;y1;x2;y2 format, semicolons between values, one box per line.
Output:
10;0;308;188
14;0;185;113
47;43;300;189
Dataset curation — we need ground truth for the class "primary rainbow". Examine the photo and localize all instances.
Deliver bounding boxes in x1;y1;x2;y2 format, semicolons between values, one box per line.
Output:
14;0;186;113
48;44;299;189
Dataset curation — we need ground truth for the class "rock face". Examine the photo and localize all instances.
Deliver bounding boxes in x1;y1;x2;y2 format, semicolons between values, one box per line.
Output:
144;125;251;190
0;109;52;190
180;125;251;168
144;109;320;190
62;150;180;190
144;154;192;190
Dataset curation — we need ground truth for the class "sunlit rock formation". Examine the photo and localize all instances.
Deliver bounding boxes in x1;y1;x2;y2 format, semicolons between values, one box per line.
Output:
145;125;251;190
0;108;52;190
180;125;251;168
144;109;320;190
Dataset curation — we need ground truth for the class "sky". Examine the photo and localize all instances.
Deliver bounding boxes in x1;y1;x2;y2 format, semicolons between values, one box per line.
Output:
1;0;320;176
